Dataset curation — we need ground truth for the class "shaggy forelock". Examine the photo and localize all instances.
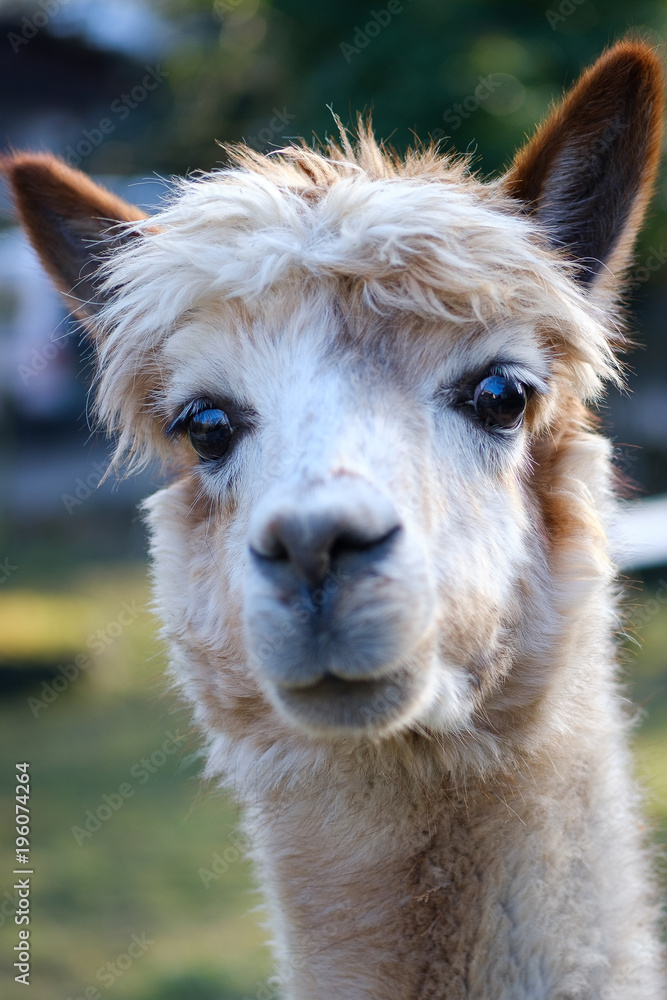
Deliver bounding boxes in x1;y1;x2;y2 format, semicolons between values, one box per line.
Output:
93;130;621;467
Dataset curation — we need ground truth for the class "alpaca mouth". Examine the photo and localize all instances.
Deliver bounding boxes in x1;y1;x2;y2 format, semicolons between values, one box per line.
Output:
273;670;415;733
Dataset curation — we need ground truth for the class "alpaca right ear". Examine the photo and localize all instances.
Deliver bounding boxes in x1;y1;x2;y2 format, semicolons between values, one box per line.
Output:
3;153;147;325
503;40;664;294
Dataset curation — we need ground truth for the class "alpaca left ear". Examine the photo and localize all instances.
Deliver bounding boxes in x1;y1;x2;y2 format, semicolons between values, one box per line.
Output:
504;40;664;292
2;152;147;326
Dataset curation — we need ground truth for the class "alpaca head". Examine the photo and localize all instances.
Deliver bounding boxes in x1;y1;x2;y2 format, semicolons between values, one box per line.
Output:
5;42;663;750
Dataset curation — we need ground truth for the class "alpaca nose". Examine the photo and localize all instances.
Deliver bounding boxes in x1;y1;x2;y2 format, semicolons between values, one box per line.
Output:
249;485;402;588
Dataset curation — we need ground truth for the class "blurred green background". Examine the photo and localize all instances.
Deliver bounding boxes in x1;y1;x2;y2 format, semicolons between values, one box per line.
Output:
0;1;666;997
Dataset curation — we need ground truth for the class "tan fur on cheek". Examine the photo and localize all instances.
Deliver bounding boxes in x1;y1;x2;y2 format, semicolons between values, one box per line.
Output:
145;476;272;731
529;398;614;583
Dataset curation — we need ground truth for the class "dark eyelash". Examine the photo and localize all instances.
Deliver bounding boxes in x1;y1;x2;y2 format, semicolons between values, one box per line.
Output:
439;361;542;407
166;398;216;438
166;398;258;438
462;364;523;404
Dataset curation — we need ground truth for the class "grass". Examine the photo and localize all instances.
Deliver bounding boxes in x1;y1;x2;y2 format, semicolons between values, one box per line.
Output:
0;564;271;1000
624;574;667;850
0;558;665;999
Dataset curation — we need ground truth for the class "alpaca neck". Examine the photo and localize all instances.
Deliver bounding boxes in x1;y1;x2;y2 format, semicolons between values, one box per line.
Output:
243;719;660;1000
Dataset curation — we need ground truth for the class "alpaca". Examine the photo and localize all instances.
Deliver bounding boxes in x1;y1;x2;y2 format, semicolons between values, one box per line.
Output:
5;38;666;999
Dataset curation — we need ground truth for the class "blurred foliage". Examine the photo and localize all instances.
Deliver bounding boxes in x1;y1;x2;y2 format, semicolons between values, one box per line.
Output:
147;0;665;173
7;1;666;204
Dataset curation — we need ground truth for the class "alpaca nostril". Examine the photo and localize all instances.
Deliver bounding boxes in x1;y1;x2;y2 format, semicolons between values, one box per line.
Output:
250;511;403;588
329;524;402;562
260;537;290;563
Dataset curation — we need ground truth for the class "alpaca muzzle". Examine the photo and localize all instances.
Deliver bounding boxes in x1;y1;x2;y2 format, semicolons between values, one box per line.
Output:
243;479;433;731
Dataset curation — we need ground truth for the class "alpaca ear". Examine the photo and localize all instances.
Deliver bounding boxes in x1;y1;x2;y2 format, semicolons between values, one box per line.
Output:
504;40;664;291
2;153;147;324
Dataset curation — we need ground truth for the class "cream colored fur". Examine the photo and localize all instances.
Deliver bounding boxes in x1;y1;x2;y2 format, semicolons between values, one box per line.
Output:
89;134;662;995
103;132;662;997
6;43;666;1000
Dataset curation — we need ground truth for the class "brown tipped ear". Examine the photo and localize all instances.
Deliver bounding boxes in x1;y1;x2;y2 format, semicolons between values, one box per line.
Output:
2;152;147;322
504;40;664;291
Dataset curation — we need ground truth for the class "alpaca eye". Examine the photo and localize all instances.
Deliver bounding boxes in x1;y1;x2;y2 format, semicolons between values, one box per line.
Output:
473;375;527;430
187;408;234;461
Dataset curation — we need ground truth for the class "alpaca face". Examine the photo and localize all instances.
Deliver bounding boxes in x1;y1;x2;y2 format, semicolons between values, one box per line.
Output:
6;41;662;749
78;151;619;744
144;273;559;739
